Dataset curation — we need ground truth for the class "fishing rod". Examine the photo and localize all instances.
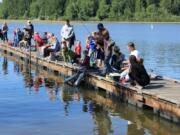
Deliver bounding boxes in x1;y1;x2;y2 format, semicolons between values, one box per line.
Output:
79;17;92;35
29;40;31;71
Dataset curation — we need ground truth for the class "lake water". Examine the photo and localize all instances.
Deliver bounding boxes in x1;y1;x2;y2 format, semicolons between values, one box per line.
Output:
0;55;180;135
0;22;180;135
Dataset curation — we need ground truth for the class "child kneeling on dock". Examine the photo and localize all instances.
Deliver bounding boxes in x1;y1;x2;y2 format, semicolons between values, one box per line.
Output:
61;40;76;63
128;55;150;89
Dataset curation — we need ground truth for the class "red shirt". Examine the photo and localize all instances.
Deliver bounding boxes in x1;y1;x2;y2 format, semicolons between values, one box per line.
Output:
75;43;81;56
86;43;90;50
34;35;44;47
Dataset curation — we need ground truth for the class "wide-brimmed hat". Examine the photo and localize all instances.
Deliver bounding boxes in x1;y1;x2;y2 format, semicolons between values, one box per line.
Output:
27;20;31;24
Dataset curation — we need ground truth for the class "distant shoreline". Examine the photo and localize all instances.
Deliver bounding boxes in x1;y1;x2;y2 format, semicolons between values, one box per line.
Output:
0;19;180;24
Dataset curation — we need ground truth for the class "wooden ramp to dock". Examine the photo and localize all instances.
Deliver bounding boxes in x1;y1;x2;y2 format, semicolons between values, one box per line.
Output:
1;44;180;123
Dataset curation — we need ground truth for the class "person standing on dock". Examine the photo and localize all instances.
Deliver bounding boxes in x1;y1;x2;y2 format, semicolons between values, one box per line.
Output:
24;20;34;46
97;23;107;38
60;19;76;49
2;22;8;42
101;30;115;76
0;29;3;40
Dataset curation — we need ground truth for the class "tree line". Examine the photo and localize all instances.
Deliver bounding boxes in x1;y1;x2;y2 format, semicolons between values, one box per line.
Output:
0;0;180;22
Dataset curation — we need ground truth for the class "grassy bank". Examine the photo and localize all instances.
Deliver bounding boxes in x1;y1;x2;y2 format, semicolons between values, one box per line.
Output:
0;19;180;24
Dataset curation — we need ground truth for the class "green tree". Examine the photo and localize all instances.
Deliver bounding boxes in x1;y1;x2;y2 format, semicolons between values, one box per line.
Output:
0;0;179;21
97;0;110;20
171;0;180;15
110;0;125;19
65;0;79;20
77;0;99;20
30;0;40;18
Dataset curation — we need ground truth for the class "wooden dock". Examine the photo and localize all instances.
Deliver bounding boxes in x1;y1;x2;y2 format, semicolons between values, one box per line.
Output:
1;44;180;123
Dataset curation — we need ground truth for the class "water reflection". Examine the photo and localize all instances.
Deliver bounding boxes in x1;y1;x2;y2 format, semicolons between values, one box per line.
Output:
2;57;8;74
61;85;80;116
21;65;34;89
13;62;20;73
45;78;59;101
1;56;180;135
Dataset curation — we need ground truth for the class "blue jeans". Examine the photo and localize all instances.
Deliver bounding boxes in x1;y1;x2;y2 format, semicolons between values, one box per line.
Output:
102;54;112;76
13;39;19;47
3;32;8;41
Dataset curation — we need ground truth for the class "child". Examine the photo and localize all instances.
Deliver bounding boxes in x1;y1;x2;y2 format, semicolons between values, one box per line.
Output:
61;40;75;63
88;33;96;57
13;28;23;47
61;40;68;62
74;40;81;59
85;35;90;51
96;39;104;68
111;46;125;71
34;32;44;47
80;50;90;67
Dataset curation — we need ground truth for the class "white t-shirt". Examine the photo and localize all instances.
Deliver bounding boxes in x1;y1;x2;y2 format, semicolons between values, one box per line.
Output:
61;24;74;40
130;50;141;59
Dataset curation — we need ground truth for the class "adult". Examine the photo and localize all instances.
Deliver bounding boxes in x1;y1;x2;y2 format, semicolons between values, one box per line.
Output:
26;20;34;36
60;19;75;49
44;35;60;57
2;22;8;42
0;29;4;40
24;20;34;46
97;23;107;37
128;55;150;89
120;42;142;81
96;38;104;68
101;30;115;76
127;42;142;63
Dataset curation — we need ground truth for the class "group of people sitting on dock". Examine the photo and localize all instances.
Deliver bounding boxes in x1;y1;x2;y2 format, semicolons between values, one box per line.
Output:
1;20;150;89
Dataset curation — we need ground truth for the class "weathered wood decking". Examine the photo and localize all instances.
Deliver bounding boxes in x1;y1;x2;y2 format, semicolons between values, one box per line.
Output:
1;44;180;123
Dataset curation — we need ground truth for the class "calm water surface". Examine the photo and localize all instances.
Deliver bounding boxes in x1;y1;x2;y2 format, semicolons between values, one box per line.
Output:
0;55;180;135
